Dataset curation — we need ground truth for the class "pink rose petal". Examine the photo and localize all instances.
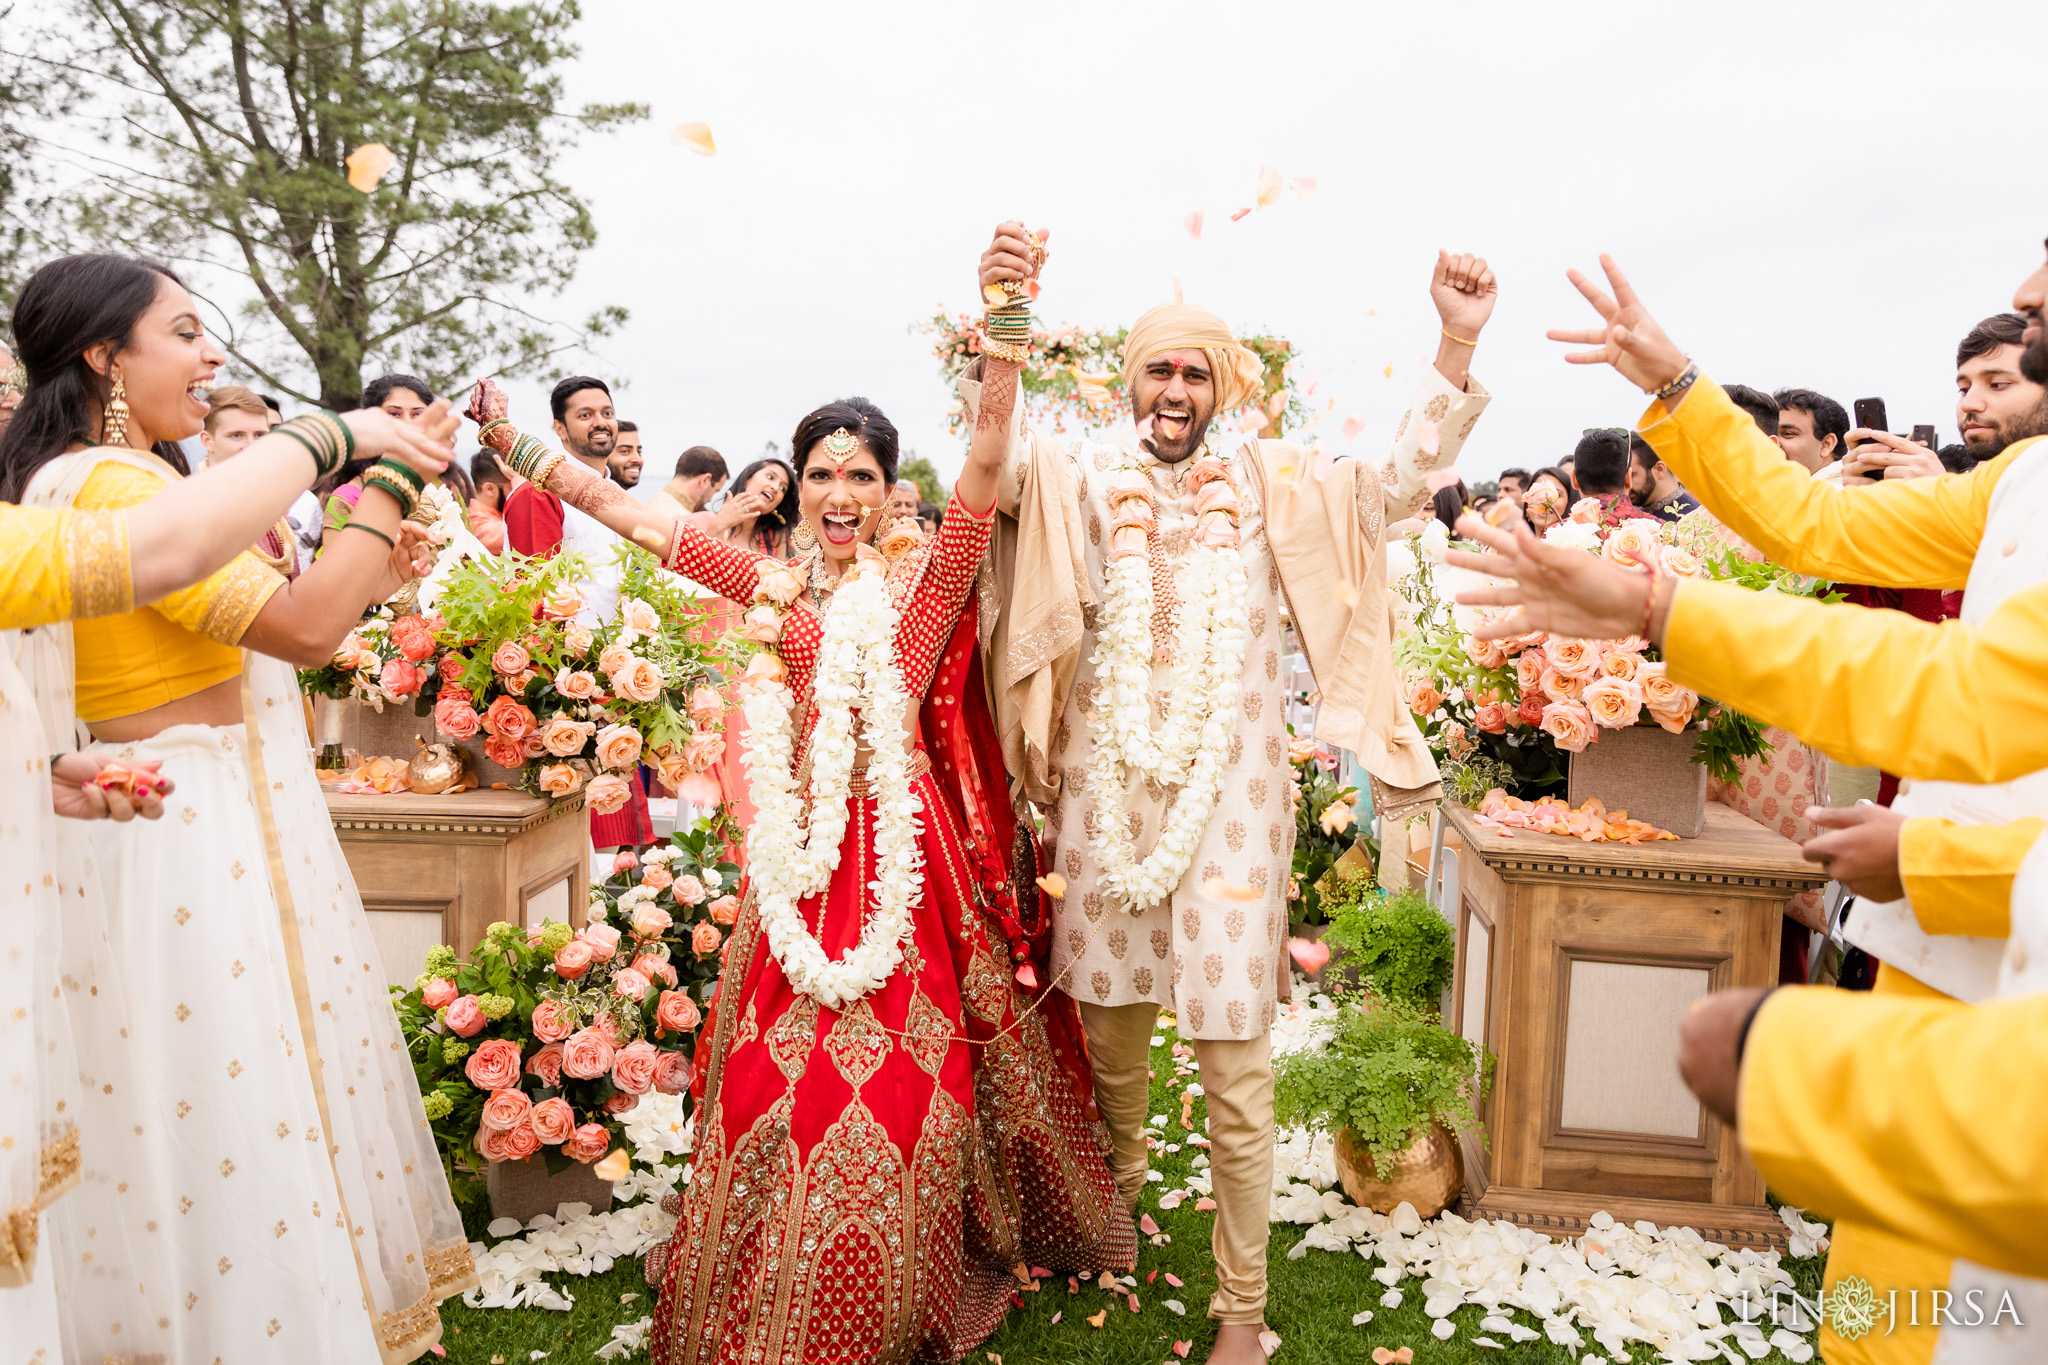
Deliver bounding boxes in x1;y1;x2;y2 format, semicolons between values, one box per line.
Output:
1184;210;1204;239
1138;1213;1161;1235
1287;937;1332;974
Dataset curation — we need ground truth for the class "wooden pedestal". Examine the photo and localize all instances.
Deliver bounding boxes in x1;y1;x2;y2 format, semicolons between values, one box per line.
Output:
325;788;591;989
1442;801;1826;1249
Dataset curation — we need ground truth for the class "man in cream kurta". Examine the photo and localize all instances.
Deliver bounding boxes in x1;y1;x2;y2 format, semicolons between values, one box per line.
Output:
966;223;1495;1363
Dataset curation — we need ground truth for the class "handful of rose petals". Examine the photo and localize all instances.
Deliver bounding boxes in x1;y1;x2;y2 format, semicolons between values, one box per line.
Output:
89;760;167;799
1473;789;1677;844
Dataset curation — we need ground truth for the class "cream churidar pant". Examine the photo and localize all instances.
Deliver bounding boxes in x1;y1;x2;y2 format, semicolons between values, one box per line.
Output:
1080;1000;1273;1324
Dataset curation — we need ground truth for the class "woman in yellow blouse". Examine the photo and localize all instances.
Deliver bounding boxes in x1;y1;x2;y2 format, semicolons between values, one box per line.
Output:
1;252;476;1364
0;314;454;1308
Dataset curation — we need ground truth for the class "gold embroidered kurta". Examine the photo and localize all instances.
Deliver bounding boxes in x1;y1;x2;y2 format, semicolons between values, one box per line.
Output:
979;369;1489;1039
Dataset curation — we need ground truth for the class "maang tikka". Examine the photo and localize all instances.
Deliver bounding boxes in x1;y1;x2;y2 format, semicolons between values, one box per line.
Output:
822;428;858;469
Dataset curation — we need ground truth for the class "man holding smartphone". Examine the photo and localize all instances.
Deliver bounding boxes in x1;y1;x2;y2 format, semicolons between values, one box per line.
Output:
1837;315;2048;484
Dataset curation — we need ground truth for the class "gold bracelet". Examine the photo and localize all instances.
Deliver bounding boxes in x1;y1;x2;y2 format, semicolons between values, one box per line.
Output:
529;451;566;489
1441;327;1478;347
981;337;1030;364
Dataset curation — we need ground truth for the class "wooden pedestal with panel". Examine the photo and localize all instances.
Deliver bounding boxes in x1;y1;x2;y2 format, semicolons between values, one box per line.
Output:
1441;801;1826;1250
325;788;590;990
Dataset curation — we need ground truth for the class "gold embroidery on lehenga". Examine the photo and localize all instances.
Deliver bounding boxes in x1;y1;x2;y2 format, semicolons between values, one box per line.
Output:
766;995;819;1080
901;989;952;1078
37;1128;80;1205
822;998;889;1089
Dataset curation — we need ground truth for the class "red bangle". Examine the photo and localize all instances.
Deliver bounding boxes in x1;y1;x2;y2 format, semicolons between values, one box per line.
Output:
1639;562;1660;641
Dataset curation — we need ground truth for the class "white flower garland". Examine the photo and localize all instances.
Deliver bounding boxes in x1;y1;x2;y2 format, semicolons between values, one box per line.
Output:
1086;454;1251;913
741;566;924;1008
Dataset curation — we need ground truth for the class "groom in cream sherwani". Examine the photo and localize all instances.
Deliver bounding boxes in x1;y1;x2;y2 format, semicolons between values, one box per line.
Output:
965;223;1496;1363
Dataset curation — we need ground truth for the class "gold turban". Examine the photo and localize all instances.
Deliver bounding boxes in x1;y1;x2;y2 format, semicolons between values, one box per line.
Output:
1119;303;1267;414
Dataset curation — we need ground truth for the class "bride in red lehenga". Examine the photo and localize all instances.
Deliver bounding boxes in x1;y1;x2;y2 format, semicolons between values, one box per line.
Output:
465;233;1132;1365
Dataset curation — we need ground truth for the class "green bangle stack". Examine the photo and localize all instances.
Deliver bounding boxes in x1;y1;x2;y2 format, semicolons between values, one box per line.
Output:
983;300;1032;364
272;411;355;478
362;457;425;520
503;432;553;481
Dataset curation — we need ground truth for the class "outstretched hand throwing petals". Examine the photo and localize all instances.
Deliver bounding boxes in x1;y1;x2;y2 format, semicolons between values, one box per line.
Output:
1446;514;1664;645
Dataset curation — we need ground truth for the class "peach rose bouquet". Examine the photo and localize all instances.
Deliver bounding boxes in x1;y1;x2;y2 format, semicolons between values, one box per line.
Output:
393;814;737;1197
379;543;727;806
1391;504;1826;808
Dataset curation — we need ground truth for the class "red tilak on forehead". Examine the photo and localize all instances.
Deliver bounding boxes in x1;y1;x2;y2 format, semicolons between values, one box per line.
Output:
1148;357;1210;378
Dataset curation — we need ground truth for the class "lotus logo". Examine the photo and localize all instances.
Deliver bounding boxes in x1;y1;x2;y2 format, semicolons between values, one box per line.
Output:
1826;1276;1885;1342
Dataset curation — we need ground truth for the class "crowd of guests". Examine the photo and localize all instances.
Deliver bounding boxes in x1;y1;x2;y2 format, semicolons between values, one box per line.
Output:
1425;310;2042;546
1425;306;2048;548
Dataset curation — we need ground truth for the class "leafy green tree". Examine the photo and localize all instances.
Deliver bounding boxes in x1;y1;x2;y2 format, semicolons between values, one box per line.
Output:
0;31;71;310
18;0;643;408
898;454;947;508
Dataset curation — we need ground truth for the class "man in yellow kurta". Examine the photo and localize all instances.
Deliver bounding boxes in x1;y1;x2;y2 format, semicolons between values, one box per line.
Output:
967;222;1498;1364
1447;246;2048;1363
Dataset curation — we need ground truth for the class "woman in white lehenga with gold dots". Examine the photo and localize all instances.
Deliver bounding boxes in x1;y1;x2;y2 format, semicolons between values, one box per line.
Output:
1;253;477;1363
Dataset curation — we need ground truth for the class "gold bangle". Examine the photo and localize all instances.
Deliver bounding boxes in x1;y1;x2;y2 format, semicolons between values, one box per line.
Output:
981;337;1030;364
529;451;566;489
1441;327;1478;347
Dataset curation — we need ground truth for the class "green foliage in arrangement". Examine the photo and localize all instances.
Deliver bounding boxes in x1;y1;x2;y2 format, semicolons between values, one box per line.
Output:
1318;881;1456;1009
1274;993;1493;1181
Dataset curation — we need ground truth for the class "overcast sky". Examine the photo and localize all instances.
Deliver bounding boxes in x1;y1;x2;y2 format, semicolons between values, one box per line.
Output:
488;0;2046;490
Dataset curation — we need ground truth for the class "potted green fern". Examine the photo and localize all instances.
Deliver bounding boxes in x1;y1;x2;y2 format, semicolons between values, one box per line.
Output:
1299;880;1454;1009
1274;993;1492;1217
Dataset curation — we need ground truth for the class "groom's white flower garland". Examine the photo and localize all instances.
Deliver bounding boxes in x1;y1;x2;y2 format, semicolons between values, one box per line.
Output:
740;556;924;1008
1086;450;1251;913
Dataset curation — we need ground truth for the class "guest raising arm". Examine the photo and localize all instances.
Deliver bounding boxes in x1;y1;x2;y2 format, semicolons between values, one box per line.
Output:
1547;251;2028;592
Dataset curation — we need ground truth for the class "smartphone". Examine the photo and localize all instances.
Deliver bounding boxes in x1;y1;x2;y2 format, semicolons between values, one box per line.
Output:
1912;423;1938;450
1852;398;1889;438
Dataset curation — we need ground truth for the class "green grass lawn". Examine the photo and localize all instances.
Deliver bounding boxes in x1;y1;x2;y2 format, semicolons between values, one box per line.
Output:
439;1031;1828;1363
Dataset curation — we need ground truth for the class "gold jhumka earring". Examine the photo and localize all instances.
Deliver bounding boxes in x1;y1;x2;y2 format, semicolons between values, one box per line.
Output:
790;518;817;552
102;376;131;448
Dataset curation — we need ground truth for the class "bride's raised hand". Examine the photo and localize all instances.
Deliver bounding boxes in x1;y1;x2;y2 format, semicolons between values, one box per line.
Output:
1445;514;1662;644
977;221;1050;298
1546;254;1690;394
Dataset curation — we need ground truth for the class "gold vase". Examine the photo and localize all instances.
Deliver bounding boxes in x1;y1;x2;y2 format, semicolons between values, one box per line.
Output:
1334;1123;1463;1219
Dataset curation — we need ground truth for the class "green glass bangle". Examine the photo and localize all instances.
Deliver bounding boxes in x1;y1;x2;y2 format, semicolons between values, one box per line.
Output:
360;473;418;521
272;425;327;472
340;520;396;549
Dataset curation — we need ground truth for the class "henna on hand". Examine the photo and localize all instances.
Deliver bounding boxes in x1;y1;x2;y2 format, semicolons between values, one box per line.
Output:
977;357;1021;435
466;379;519;453
558;464;632;517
